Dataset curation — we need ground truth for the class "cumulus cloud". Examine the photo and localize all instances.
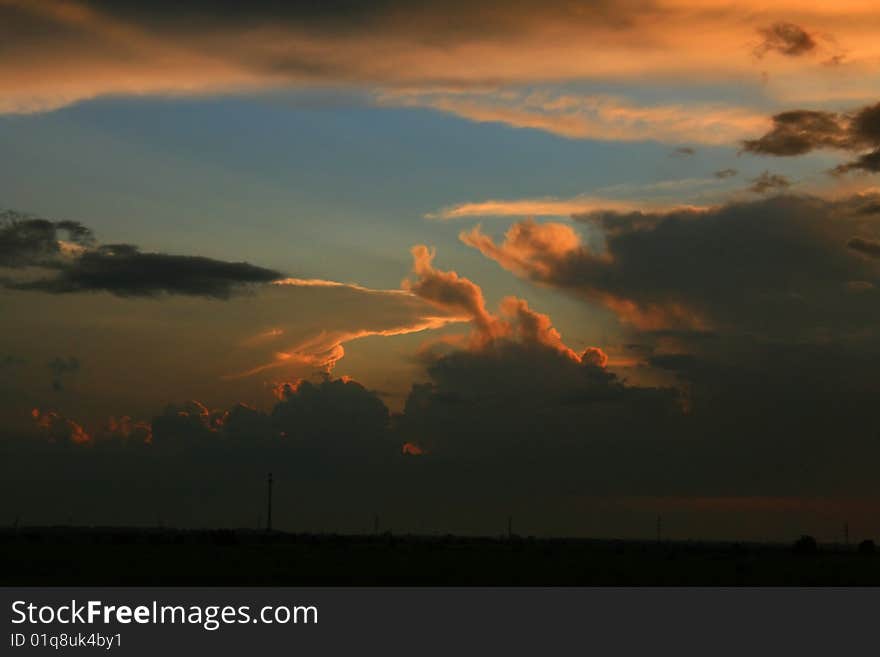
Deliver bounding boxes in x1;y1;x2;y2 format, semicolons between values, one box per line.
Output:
403;243;608;368
403;245;504;345
461;195;880;337
31;407;91;445
103;415;152;444
0;211;284;298
397;338;680;458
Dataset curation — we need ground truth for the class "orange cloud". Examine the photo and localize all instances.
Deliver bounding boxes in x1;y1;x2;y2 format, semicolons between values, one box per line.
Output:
233;318;463;379
401;441;425;456
403;245;506;346
429;195;710;220
386;91;770;146
460;221;582;279
3;0;879;116
461;219;707;331
406;245;608;365
31;407;92;445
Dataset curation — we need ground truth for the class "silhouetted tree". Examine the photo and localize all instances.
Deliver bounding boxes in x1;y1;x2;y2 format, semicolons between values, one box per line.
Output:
858;539;876;555
793;534;818;555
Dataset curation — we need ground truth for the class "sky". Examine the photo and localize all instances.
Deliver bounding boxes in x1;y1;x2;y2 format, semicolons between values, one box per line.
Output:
3;0;880;541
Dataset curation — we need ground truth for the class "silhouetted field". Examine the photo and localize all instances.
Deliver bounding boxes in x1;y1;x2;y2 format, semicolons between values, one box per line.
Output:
2;528;878;585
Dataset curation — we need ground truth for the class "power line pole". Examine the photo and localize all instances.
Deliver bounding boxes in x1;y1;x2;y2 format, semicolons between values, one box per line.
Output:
656;515;662;544
373;513;379;535
507;516;513;539
266;472;273;532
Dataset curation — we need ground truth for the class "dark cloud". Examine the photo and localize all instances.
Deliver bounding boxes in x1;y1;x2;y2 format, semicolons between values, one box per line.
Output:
270;378;390;453
847;237;880;259
747;170;792;194
831;149;880;175
63;0;649;41
398;339;680;458
1;211;284;298
713;168;738;179
742;102;880;174
742;110;850;156
0;211;93;268
671;146;695;157
462;194;880;337
854;198;880;215
755;22;817;58
150;378;391;456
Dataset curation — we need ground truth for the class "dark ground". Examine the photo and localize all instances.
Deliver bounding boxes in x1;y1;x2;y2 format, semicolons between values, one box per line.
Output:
2;528;879;585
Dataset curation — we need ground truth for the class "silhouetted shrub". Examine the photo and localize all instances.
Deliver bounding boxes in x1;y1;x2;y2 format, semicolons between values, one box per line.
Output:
793;534;818;555
858;539;876;555
210;529;238;546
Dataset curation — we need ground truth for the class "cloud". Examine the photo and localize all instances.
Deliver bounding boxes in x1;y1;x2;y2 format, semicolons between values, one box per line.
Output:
461;195;880;337
747;171;793;194
0;211;93;267
1;211;284;298
714;168;738;179
103;415;152;444
742;109;854;156
742;102;880;174
832;149;880;175
428;195;708;220
397;337;680;458
403;245;503;345
3;0;878;117
402;244;607;368
385;90;769;146
847;236;880;258
31;407;92;445
228;266;469;380
755;22;817;58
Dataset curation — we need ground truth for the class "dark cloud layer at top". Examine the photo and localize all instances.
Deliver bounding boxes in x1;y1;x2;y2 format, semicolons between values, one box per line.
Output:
0;212;284;298
743;102;880;174
69;0;648;40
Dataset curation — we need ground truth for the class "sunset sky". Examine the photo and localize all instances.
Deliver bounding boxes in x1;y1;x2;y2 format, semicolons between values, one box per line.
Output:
3;0;880;540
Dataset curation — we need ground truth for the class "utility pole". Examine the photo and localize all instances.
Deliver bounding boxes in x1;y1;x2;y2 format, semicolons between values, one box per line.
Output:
656;515;662;543
507;516;513;539
844;522;849;546
266;472;273;532
373;513;379;535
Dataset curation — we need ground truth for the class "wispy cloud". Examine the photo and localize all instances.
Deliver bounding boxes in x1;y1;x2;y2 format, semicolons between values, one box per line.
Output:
428;191;713;220
383;90;770;146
